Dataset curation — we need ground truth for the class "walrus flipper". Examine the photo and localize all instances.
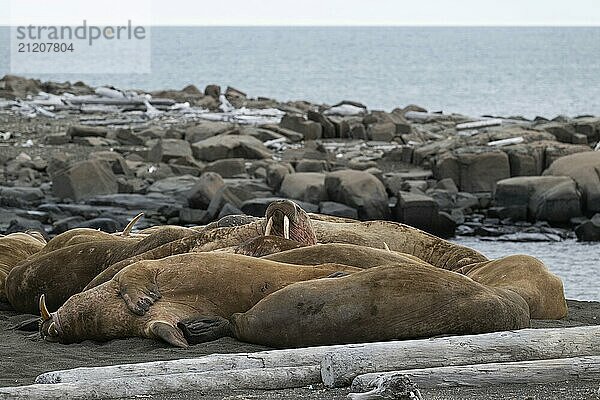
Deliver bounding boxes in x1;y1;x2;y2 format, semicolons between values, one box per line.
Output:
149;321;188;347
115;267;161;316
178;316;233;345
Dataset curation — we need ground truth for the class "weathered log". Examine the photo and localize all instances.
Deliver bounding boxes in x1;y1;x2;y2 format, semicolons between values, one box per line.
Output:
321;326;600;387
2;366;319;400
351;356;600;389
35;349;325;384
36;327;600;388
456;119;503;130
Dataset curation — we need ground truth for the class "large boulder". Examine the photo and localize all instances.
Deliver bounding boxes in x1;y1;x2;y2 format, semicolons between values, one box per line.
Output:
184;121;235;143
185;172;226;209
204;158;247;178
279;173;327;204
575;214;600;242
148;139;193;163
435;148;510;193
495;176;582;223
147;175;201;198
279;115;322;140
191;135;272;162
544;151;600;214
52;160;118;201
325;170;390;220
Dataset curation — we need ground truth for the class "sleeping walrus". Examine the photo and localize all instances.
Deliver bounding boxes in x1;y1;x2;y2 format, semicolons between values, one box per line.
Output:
0;232;46;304
39;253;359;346
181;263;531;348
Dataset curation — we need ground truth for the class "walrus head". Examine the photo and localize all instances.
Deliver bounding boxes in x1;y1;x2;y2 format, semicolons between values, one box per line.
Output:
264;200;317;245
38;294;62;343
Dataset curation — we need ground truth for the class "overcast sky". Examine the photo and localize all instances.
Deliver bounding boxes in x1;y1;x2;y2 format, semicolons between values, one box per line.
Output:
1;0;599;26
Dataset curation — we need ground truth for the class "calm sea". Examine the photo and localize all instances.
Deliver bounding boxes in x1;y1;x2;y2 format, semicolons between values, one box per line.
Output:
1;26;600;118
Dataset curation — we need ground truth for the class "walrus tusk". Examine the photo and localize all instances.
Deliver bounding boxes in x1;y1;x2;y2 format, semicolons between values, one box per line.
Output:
283;216;290;240
264;217;273;236
122;212;144;236
39;294;50;321
383;242;391;252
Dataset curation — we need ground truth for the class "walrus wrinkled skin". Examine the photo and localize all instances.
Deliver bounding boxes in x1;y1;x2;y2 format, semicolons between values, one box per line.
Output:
186;263;530;348
6;226;196;314
84;200;318;289
263;243;428;268
39;253;359;346
456;254;568;319
0;232;46;303
85;202;487;290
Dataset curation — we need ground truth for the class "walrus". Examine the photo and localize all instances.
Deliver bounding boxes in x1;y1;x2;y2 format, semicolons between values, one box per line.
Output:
38;213;144;255
6;225;197;314
262;243;429;268
0;232;46;304
85;200;487;289
84;200;319;289
180;263;531;348
39;253;359;346
456;254;568;319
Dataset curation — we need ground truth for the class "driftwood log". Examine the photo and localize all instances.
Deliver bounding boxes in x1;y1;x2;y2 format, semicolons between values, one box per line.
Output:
0;366;319;400
321;326;600;387
351;356;600;389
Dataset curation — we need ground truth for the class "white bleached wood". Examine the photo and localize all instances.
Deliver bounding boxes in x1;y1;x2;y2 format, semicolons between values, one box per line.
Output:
35;327;600;388
2;366;319;400
456;119;503;130
351;356;600;389
321;326;600;387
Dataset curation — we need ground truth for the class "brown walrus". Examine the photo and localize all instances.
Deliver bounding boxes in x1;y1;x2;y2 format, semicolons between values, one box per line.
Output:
181;263;530;348
39;253;359;346
85;200;487;289
84;200;319;289
456;255;568;319
0;232;46;304
6;225;197;314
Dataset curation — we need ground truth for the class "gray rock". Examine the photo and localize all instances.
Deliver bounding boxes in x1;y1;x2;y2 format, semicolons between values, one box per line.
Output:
66;125;108;138
319;201;358;219
204;158;247;178
179;208;210;224
280;172;327;204
191;135;272;162
393;191;439;233
52;160;118;201
307;110;336;138
0;186;44;207
295;159;328;173
185;121;235;143
325;170;390;220
90;151;132;175
87;193;184;212
148;139;193;163
266;163;294;190
368;122;396;141
544;151;600;214
280;114;322;140
495;176;582;223
185;172;226;209
147;175;201;198
575;214;600;242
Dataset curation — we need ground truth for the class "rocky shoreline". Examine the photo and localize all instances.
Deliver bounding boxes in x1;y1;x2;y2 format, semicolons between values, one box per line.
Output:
1;74;599;241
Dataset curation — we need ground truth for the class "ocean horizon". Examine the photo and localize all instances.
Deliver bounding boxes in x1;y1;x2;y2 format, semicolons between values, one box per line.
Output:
2;26;600;118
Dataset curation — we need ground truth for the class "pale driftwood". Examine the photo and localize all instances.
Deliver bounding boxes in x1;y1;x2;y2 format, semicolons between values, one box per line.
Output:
35;349;325;384
487;136;524;146
321;326;600;387
351;356;600;389
456;118;503;130
2;366;319;400
36;327;600;387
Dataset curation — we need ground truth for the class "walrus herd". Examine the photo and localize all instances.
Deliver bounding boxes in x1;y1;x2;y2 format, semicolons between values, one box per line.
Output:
1;200;567;348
